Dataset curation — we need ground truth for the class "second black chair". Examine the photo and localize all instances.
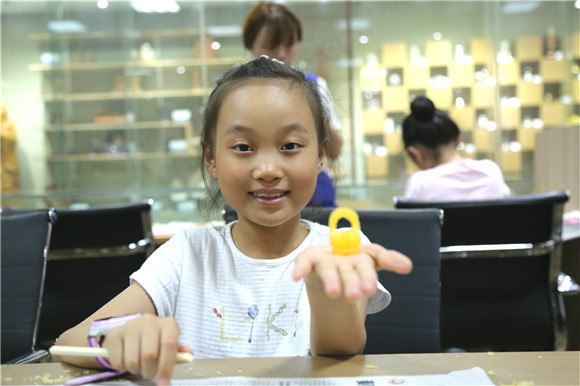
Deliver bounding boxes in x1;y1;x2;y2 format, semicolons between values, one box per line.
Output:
1;209;56;364
395;190;574;351
37;200;155;348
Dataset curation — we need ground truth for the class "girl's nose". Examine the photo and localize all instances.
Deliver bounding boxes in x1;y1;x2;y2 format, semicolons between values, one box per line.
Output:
252;154;283;182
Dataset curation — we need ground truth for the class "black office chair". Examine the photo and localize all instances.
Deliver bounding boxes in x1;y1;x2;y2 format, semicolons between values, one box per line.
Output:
1;208;56;364
224;205;443;354
36;200;156;348
395;190;577;351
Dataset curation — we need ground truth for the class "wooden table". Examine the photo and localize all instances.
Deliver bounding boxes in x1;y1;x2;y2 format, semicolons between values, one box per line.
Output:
1;351;578;385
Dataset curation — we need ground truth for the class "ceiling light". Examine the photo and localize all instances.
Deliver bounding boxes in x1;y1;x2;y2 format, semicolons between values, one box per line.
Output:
131;0;180;13
207;25;242;37
335;18;370;31
502;1;540;14
47;20;87;33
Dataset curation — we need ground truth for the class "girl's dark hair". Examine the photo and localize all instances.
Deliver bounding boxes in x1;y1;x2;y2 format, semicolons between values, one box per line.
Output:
199;56;329;215
402;96;460;149
243;2;302;50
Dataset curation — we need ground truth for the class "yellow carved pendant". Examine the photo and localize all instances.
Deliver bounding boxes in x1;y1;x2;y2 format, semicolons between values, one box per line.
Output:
329;208;361;256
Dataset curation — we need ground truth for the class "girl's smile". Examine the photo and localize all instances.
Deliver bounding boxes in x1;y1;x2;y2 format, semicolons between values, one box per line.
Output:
251;189;289;205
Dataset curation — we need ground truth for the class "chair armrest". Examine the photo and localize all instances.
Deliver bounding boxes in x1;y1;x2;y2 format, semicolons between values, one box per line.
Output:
48;237;154;260
439;240;556;259
558;273;580;295
4;349;50;364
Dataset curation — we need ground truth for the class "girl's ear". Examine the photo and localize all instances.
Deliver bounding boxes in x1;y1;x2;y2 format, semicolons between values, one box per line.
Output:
317;141;326;175
204;148;218;180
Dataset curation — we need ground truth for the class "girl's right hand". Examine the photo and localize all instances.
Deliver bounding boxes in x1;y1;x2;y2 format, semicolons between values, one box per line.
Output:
102;314;193;385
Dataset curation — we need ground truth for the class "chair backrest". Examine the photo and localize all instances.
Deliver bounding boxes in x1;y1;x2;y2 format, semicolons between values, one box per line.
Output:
394;190;570;351
1;209;56;363
308;208;442;354
36;200;155;348
225;205;442;354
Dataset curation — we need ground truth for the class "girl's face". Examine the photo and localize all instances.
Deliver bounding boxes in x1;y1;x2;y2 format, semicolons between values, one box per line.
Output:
249;26;298;65
206;81;323;228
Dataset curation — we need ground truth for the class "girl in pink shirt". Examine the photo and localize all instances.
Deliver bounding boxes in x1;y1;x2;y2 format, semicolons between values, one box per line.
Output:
402;97;510;201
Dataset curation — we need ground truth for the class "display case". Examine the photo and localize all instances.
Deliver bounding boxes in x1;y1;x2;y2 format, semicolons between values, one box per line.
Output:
23;4;246;220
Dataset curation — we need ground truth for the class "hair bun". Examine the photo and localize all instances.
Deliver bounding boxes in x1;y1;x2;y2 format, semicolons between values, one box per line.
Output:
410;96;435;122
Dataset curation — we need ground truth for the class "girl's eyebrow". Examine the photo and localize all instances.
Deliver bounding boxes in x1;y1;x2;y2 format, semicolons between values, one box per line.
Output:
225;125;251;135
225;124;309;135
281;124;309;135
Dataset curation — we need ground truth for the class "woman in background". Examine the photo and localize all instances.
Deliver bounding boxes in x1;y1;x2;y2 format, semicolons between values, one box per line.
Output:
402;96;510;201
243;1;342;208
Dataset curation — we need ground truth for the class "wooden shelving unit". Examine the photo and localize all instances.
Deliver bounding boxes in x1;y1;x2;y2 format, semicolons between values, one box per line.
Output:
28;27;206;42
47;151;198;163
44;120;193;132
40;88;210;102
31;24;238;193
360;33;579;179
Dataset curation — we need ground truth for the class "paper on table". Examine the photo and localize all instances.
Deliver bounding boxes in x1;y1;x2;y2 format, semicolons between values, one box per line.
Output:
96;366;494;385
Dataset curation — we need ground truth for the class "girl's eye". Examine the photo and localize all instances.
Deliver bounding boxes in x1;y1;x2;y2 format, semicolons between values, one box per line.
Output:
233;144;252;152
282;142;301;151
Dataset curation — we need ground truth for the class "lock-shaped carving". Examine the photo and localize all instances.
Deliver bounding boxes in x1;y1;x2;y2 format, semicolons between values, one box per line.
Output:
329;208;361;255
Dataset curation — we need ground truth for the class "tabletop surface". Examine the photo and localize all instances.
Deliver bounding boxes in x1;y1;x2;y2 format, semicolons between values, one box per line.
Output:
1;351;579;385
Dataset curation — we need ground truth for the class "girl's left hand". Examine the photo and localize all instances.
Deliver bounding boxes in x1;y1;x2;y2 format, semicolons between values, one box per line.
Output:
292;244;412;302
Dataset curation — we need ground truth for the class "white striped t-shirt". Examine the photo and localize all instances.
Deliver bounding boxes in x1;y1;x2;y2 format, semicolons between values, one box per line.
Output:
130;220;390;359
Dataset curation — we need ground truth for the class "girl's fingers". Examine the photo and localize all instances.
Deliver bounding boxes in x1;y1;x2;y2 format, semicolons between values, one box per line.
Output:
314;255;342;298
293;245;332;281
292;255;314;281
362;244;413;274
296;243;412;301
178;344;194;355
122;326;142;375
140;323;161;379
337;262;361;301
354;259;379;296
155;318;181;386
104;328;125;371
101;315;182;383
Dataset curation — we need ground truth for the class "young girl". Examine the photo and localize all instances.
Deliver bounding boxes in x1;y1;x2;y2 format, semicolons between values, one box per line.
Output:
55;57;412;385
402;96;511;201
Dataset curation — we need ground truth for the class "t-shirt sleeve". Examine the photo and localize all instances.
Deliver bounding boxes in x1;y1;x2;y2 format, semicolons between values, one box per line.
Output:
130;231;185;318
368;282;391;314
359;231;392;314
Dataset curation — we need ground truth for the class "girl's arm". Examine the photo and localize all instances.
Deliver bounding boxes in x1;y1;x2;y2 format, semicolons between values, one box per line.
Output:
293;244;412;356
54;281;189;384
